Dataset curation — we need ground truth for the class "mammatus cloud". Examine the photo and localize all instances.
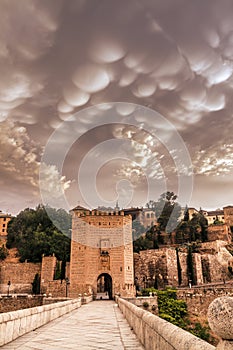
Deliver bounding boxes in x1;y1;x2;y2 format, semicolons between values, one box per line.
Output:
0;120;70;213
0;0;233;212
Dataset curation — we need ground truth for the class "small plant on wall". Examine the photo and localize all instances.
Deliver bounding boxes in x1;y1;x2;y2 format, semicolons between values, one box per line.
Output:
143;301;149;309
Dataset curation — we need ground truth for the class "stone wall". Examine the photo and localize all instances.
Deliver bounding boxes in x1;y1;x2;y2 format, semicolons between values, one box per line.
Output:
0;296;43;313
41;280;67;297
70;210;135;298
116;297;214;350
124;296;158;314
177;285;233;317
0;298;82;346
134;241;233;290
207;224;231;242
0;261;41;294
223;206;233;227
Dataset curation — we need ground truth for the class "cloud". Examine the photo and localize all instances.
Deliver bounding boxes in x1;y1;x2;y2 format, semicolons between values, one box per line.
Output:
0;120;71;209
1;0;233;211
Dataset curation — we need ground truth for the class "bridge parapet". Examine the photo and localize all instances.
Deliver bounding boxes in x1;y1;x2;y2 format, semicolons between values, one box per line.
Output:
116;296;215;350
0;298;82;346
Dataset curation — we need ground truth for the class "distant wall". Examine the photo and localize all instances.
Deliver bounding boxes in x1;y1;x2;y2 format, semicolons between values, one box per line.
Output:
177;285;233;316
207;224;231;242
116;297;215;350
0;262;41;294
0;298;82;346
0;296;43;313
124;296;158;314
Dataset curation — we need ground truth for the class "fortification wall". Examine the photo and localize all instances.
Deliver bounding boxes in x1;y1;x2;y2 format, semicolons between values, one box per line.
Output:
177;285;233;317
207;224;231;242
0;262;41;294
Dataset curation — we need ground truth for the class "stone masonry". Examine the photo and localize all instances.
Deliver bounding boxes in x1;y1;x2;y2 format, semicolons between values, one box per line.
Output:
69;207;135;298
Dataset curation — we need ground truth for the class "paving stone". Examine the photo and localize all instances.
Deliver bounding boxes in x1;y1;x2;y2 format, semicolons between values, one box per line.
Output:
1;301;144;349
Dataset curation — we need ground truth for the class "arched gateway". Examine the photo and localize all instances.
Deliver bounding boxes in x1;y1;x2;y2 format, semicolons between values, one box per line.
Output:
69;206;139;299
97;273;112;299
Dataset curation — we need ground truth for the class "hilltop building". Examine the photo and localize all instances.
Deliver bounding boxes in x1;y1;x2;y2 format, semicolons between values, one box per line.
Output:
0;211;12;240
223;206;233;226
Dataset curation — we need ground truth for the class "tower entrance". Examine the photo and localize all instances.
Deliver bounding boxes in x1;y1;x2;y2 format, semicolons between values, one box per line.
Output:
97;273;112;300
69;206;140;298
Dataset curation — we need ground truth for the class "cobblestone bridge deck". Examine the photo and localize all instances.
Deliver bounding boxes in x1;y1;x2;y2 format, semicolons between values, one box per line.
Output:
1;300;144;350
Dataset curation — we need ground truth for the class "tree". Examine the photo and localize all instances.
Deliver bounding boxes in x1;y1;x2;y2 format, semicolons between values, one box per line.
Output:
176;248;182;285
32;273;40;294
183;205;190;221
54;261;61;280
133;191;182;251
132;220;146;241
189;212;208;242
187;245;195;285
155;192;181;233
157;289;188;328
0;244;8;260
7;205;71;263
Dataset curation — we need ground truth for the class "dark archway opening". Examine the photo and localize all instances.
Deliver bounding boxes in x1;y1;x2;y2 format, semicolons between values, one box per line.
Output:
97;273;113;300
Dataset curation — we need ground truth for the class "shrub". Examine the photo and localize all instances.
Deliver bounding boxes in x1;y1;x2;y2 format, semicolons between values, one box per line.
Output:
143;301;149;309
0;245;8;260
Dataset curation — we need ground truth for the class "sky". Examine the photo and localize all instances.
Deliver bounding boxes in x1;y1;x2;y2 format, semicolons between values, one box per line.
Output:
0;0;233;215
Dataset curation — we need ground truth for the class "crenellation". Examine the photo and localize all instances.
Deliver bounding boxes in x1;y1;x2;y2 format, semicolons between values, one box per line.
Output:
69;207;135;298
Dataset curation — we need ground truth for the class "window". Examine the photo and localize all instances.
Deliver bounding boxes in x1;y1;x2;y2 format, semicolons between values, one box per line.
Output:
2;229;5;233
3;224;5;227
3;217;6;221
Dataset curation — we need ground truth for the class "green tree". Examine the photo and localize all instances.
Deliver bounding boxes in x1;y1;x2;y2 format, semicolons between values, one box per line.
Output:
7;205;71;263
32;273;40;294
190;212;208;242
133;235;154;253
54;261;61;280
0;244;8;260
183;205;190;221
157;289;188;328
155;192;182;233
132;220;146;241
187;245;195;285
176;248;182;285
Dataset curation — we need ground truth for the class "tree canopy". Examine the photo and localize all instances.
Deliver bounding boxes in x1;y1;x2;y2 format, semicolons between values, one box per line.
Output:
6;205;71;263
133;192;209;252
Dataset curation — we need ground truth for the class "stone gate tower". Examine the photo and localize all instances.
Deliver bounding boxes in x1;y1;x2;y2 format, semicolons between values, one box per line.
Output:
69;206;137;299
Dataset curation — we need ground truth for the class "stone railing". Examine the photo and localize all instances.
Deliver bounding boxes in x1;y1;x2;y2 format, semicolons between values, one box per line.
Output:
116;296;214;350
0;298;82;346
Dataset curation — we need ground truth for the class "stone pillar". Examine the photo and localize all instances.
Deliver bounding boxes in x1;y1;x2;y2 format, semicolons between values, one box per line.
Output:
208;297;233;349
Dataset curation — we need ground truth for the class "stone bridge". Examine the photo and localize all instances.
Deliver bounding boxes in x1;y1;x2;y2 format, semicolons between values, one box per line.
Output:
0;296;233;349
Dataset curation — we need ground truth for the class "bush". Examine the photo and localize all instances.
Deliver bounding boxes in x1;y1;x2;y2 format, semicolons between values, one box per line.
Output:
143;301;149;309
151;304;157;311
141;287;157;296
0;245;8;260
189;322;210;342
157;289;187;328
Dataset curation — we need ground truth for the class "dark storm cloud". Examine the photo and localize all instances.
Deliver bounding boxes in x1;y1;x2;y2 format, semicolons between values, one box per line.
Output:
0;0;233;212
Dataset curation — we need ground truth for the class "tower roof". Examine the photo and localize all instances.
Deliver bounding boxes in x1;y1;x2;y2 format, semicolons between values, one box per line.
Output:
70;205;89;212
